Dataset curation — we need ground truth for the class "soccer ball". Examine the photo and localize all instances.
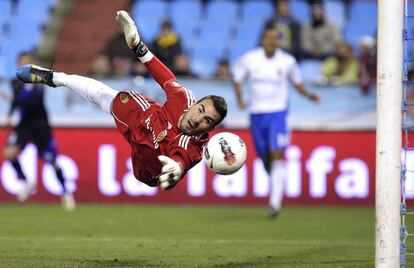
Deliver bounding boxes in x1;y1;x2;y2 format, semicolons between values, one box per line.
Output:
204;132;247;175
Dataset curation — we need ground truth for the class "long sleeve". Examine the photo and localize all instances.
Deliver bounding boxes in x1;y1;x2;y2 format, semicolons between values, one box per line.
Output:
144;55;176;88
169;134;206;175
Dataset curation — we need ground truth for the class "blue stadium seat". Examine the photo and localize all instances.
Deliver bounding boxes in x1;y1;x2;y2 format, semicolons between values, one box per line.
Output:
174;23;198;54
17;0;56;10
191;14;233;66
132;0;168;41
16;0;55;23
241;0;274;24
0;0;12;17
170;0;202;52
325;0;346;29
132;0;168;19
0;0;12;12
0;0;45;79
172;17;199;36
228;44;255;66
300;60;323;83
197;17;234;60
172;19;197;53
206;0;239;23
230;20;263;63
196;42;229;66
345;1;377;49
0;44;6;78
289;0;310;24
408;1;414;15
406;3;414;39
192;19;230;72
134;16;161;42
0;39;20;79
0;0;12;34
344;21;376;49
199;18;233;40
236;19;264;42
190;56;218;78
405;19;414;40
193;35;228;60
349;1;377;22
171;0;202;22
8;16;42;41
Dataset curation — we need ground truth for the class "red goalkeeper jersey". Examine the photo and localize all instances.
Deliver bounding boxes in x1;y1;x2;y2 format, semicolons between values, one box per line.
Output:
111;56;208;187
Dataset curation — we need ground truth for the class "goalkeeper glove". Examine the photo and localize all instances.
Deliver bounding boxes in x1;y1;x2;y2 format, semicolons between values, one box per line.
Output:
116;10;140;48
116;10;149;58
158;155;183;190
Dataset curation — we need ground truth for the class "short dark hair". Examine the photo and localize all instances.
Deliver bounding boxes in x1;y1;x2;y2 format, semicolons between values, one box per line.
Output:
218;58;229;66
161;19;172;29
18;52;32;60
197;95;227;126
261;24;279;40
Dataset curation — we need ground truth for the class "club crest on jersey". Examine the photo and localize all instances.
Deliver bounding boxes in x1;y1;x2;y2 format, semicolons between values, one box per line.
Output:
156;130;167;142
120;94;129;104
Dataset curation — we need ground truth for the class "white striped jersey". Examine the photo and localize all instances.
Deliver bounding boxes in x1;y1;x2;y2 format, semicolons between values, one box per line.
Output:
232;47;303;113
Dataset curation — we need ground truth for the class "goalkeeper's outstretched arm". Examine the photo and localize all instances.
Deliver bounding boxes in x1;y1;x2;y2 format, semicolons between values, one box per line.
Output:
116;10;176;88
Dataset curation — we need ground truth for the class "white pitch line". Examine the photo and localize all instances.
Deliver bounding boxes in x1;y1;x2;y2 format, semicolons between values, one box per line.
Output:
0;237;373;246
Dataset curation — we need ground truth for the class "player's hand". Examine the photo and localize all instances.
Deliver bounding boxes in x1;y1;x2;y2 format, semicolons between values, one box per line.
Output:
0;92;12;101
307;93;320;103
237;100;247;110
116;10;140;49
158;155;183;190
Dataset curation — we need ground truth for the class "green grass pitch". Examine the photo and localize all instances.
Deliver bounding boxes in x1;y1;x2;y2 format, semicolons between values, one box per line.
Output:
0;204;375;267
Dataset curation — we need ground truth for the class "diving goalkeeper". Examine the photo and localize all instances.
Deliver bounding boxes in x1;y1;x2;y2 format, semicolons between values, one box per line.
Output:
16;11;227;191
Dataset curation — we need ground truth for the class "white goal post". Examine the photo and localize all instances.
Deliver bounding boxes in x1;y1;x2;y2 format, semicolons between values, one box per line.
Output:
375;0;403;267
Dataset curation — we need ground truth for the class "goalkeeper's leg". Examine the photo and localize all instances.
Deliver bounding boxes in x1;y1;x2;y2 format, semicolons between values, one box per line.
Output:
16;64;117;114
53;72;117;114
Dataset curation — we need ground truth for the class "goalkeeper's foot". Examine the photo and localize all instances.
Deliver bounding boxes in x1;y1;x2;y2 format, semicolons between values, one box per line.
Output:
16;64;57;87
115;10;140;49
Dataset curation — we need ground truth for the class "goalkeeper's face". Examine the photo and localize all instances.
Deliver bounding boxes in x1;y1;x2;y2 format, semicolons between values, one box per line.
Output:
179;99;220;135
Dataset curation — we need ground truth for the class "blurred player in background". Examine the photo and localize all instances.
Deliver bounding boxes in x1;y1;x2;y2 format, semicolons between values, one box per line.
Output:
16;11;227;191
233;25;319;218
1;52;75;210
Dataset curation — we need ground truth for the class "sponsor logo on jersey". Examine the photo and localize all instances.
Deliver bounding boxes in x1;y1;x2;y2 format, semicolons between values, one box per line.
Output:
145;117;159;149
120;94;129;104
